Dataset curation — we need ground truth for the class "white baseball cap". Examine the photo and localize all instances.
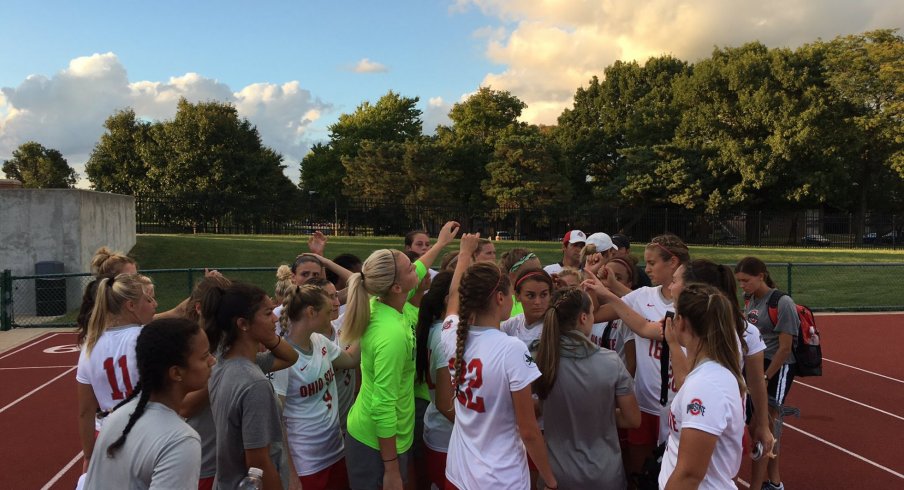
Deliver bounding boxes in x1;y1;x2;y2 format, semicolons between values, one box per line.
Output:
563;230;587;245
586;232;618;252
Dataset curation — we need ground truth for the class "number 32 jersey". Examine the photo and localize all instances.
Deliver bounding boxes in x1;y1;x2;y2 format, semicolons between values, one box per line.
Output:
76;324;142;430
443;315;541;490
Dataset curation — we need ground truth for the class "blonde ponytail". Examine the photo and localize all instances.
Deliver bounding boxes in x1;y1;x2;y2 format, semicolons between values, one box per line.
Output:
85;273;153;355
340;249;400;345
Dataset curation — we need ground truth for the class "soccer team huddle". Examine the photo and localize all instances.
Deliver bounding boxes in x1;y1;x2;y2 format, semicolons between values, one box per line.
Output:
74;222;802;490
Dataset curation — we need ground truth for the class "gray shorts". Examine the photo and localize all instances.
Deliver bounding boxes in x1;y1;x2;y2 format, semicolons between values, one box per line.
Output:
345;433;411;490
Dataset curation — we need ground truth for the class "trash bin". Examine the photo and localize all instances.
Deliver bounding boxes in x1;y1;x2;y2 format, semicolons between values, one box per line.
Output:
35;261;66;316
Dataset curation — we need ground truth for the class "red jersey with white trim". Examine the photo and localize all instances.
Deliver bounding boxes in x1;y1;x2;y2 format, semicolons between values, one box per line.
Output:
443;316;541;490
284;333;343;476
75;324;142;430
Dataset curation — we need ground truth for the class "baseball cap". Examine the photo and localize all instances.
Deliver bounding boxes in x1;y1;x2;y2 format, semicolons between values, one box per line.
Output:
587;232;618;252
562;230;587;245
611;233;630;250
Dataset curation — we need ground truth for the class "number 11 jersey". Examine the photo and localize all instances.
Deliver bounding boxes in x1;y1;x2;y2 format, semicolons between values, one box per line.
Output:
75;324;142;430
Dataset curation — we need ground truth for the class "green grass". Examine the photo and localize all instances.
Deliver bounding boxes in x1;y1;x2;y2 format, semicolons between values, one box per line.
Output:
128;234;904;312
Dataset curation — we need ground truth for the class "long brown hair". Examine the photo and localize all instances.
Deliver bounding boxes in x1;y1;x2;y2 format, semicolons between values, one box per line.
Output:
675;284;746;395
534;287;594;399
454;263;510;391
734;256;776;288
681;259;748;355
645;234;690;265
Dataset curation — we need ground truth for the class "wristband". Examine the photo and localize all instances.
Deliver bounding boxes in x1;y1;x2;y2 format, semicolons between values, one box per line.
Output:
267;336;282;350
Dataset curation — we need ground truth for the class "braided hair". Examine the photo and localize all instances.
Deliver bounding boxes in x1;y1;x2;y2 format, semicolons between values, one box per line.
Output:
105;318;200;457
279;284;329;337
416;271;453;383
454;263;510;394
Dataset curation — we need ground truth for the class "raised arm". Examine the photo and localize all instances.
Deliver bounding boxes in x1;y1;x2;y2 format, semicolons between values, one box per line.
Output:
417;221;461;271
447;233;479;317
582;277;662;340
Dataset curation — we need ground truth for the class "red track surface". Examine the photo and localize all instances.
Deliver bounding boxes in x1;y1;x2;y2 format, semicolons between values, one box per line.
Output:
1;315;902;489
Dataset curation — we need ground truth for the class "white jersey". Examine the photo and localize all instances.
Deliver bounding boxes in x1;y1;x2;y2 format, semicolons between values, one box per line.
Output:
76;324;142;430
622;287;676;418
659;361;744;490
443;315;541;490
743;321;767;367
500;313;543;350
331;317;357;433
284;333;344;476
589;320;635;365
423;319;455;452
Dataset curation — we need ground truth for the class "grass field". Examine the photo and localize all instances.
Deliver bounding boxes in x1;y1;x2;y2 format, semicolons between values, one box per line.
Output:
125;234;904;313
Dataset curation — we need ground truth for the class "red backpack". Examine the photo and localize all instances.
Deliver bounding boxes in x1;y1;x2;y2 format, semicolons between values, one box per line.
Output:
767;290;822;377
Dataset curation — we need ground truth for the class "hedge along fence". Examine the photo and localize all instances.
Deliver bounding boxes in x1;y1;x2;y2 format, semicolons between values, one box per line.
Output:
3;263;903;330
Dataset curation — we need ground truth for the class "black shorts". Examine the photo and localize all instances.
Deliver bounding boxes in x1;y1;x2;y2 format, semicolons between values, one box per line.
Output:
764;358;796;407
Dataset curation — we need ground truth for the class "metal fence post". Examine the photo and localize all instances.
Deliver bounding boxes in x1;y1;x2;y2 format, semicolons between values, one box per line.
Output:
787;263;793;297
187;268;195;297
1;270;12;331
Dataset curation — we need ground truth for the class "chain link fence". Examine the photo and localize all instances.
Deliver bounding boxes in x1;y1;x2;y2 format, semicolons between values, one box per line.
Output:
2;263;903;330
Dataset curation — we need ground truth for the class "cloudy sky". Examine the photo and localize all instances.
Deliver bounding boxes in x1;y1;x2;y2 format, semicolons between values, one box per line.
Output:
2;0;902;186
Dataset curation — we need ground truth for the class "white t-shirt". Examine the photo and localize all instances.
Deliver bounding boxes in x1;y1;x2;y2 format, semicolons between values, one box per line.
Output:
444;315;542;490
500;313;543;350
76;324;142;431
331;317;357;433
743;322;767;367
284;333;344;476
424;319;455;452
590;320;635;365
543;263;564;276
659;361;744;490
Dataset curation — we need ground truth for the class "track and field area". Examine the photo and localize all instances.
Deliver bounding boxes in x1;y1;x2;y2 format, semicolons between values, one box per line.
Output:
2;313;902;489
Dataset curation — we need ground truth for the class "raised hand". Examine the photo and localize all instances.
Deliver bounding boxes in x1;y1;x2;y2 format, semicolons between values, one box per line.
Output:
436;221;462;247
459;232;481;256
307;231;328;256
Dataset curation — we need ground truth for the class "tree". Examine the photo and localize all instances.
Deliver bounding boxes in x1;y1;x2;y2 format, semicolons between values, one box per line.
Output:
817;29;904;227
301;91;423;199
435;87;529;208
482;124;572;236
85;109;151;194
2;142;77;188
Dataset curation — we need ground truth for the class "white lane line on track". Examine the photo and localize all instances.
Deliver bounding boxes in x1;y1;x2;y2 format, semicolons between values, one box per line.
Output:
0;333;59;360
0;366;76;415
823;357;904;384
41;451;83;490
796;381;904;422
0;365;75;370
785;423;904;479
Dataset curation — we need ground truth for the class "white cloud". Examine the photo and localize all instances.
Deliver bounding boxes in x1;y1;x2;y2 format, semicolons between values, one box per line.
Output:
0;52;332;184
352;58;389;73
457;0;904;124
422;96;452;134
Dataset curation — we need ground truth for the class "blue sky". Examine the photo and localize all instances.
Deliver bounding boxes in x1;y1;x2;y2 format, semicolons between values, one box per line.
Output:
2;1;901;185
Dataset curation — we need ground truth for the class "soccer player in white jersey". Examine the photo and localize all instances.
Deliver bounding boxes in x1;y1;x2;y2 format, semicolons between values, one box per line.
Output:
279;285;359;490
501;268;553;349
666;258;773;487
586;234;690;479
76;273;156;476
442;235;558;490
659;284;746;489
85;318;214;489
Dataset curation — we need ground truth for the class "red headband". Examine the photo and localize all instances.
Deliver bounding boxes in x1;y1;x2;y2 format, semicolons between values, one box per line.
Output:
488;272;503;300
649;242;673;258
515;270;547;289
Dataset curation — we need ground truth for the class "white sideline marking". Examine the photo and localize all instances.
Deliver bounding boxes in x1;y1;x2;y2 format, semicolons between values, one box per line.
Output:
823;357;904;384
0;365;75;371
41;451;83;490
785;423;904;479
0;333;59;360
797;382;904;422
0;366;76;414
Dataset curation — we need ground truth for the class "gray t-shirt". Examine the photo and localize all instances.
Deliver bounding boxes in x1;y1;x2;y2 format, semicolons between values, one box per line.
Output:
85;399;201;490
185;404;216;479
745;290;799;364
541;333;635;489
209;356;284;489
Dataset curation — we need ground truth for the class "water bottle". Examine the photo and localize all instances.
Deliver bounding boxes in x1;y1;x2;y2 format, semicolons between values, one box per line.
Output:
237;467;263;490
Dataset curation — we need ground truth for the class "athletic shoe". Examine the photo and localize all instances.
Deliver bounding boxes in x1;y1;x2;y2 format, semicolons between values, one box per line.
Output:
762;482;784;490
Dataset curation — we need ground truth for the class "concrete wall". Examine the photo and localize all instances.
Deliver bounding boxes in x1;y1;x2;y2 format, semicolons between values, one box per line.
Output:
0;189;135;317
